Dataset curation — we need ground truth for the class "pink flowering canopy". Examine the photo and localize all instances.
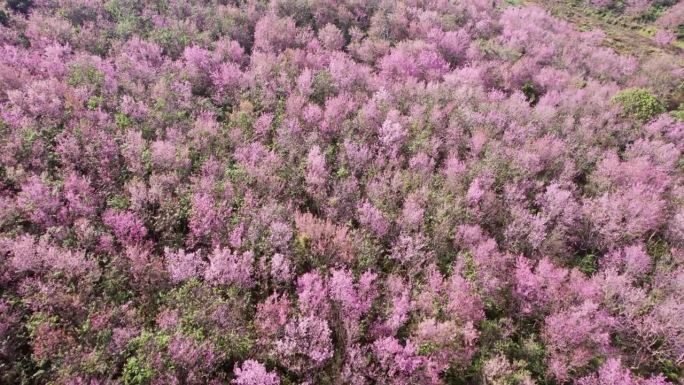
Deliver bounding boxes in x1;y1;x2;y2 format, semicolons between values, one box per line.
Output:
0;0;683;384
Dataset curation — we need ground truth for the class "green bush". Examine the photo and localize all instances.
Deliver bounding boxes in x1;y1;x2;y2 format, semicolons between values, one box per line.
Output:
613;88;665;122
67;64;106;88
122;356;154;385
672;103;684;122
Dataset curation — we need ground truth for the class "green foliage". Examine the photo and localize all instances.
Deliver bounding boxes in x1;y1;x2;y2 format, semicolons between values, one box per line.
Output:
122;331;173;385
226;163;248;184
335;166;349;179
99;267;134;305
515;336;548;382
576;254;598;275
522;82;541;106
418;342;439;355
149;27;191;59
658;359;681;383
21;128;37;149
116;113;133;128
612;88;665;122
161;280;255;361
230;106;255;136
459;251;478;283
450;320;550;385
67;64;106;89
354;234;384;271
107;194;130;210
272;97;287;132
141;147;153;175
122;356;154;385
311;70;337;105
87;96;104;110
104;0;141;21
104;0;146;38
646;238;670;263
176;193;192;228
127;330;171;351
444;358;481;385
672;103;684;122
293;232;311;259
26;312;59;338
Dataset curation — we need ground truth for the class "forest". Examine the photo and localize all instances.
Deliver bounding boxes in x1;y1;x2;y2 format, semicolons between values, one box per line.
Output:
0;0;683;384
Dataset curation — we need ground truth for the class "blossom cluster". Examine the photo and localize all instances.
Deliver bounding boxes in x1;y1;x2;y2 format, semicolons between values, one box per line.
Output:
0;0;683;384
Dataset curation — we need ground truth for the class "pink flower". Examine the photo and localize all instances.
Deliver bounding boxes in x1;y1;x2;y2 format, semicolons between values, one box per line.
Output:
232;360;280;385
165;248;205;284
653;30;675;47
204;247;254;288
275;315;333;373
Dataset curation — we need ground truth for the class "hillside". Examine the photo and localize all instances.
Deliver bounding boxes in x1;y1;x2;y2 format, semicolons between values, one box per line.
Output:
0;1;683;385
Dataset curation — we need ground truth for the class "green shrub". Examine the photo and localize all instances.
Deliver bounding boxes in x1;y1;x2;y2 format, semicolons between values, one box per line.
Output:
576;253;598;275
67;64;105;89
613;88;665;122
672;103;684;122
122;356;154;385
522;82;541;106
311;70;337;105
